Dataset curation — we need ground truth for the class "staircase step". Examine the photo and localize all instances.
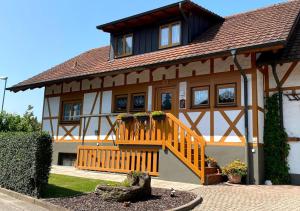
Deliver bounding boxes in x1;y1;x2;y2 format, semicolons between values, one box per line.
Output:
205;173;224;185
205;167;219;175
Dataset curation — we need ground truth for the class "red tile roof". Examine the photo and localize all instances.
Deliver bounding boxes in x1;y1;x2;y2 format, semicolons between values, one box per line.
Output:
9;0;300;92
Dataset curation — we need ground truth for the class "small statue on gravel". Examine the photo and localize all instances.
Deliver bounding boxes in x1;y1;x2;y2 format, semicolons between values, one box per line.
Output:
95;171;152;202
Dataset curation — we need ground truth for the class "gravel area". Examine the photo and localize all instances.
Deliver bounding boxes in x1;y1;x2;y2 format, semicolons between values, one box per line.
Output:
47;188;196;211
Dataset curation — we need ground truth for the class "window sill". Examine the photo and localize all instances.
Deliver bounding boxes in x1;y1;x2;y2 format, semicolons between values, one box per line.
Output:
59;121;80;125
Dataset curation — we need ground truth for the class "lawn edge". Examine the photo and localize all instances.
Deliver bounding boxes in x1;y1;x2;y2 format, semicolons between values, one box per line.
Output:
166;195;202;211
0;187;69;211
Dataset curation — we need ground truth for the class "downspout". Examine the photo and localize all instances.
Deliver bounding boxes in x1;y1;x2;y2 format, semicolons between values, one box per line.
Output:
271;63;284;129
231;49;250;185
179;2;191;43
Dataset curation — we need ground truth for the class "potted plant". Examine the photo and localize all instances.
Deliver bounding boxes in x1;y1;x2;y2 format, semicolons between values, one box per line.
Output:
134;112;150;123
222;160;247;184
151;111;166;121
117;113;134;123
206;157;217;168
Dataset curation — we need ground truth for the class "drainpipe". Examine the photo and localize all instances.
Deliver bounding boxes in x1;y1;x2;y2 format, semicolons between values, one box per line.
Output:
179;2;191;43
231;49;250;185
271;63;284;129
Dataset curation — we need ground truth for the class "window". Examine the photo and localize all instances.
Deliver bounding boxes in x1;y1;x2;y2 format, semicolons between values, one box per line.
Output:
131;93;146;111
114;95;128;112
61;101;82;123
161;92;172;110
159;22;181;49
216;83;237;106
115;34;133;57
191;86;210;108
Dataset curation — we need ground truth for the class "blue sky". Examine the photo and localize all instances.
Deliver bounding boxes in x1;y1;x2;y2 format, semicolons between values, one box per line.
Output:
0;0;284;120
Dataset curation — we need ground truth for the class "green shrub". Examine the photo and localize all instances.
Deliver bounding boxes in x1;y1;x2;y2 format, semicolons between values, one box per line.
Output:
151;111;165;117
222;160;247;177
0;132;52;197
264;94;290;184
0;105;41;132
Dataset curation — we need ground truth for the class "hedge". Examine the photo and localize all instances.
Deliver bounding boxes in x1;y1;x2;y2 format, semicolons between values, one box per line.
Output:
0;132;52;197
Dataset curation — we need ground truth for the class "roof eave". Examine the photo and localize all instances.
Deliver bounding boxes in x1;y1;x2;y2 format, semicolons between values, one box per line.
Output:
7;40;285;93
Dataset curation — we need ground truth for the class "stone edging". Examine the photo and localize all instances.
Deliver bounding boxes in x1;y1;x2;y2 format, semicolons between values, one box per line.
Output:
166;195;203;211
0;187;68;211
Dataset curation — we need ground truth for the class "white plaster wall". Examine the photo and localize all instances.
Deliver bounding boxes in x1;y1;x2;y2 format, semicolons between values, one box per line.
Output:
257;70;264;108
57;125;80;141
101;91;112;113
179;60;210;78
81;92;101;140
284;63;300;88
282;92;300;138
214;55;251;73
152;66;176;81
81;78;101;90
288;142;300;174
127;69;150;84
147;86;152;111
258;111;264;143
45;84;62;95
63;81;80;93
103;74;125;87
43;97;60;118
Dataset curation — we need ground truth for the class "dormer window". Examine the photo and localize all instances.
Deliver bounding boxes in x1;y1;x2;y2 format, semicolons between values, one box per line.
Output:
159;22;181;49
115;34;133;57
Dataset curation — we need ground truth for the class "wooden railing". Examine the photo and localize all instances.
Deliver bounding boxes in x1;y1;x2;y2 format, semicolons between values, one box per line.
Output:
115;113;206;184
76;146;159;176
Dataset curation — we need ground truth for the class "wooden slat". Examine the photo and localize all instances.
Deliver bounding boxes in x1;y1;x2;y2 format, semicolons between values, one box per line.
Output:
147;152;152;173
152;151;158;174
141;151;146;172
136;151;141;171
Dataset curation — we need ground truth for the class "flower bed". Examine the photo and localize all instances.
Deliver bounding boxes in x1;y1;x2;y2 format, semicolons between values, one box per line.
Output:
46;188;196;211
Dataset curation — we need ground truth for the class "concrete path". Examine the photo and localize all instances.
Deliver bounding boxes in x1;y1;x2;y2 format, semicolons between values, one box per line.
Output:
51;165;201;191
0;192;47;211
192;184;300;211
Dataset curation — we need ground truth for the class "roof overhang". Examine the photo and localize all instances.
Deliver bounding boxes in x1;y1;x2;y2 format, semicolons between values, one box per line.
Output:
7;40;285;93
96;0;223;33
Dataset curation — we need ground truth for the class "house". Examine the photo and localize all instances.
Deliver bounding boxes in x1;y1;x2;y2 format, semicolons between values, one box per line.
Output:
9;0;300;185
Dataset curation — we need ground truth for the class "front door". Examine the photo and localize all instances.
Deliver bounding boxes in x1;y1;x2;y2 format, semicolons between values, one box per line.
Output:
155;86;178;116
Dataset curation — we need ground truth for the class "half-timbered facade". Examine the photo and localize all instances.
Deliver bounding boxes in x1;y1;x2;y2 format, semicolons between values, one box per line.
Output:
9;0;300;185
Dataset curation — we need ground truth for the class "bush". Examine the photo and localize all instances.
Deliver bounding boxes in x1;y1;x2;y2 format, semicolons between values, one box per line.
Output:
0;132;52;197
264;94;290;184
0;105;41;132
222;160;247;177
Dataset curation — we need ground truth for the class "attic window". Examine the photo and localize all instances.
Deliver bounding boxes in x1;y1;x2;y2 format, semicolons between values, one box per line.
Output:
159;22;181;49
115;34;133;57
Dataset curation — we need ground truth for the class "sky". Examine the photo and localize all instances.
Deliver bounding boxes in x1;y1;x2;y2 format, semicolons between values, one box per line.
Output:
0;0;285;120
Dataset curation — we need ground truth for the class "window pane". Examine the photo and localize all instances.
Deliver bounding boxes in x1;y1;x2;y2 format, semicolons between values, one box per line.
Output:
171;23;180;44
193;88;209;107
63;104;72;121
72;103;81;121
160;26;169;47
132;94;145;110
115;96;128;112
63;102;81;121
161;93;172;110
125;35;133;55
117;36;123;56
218;86;236;104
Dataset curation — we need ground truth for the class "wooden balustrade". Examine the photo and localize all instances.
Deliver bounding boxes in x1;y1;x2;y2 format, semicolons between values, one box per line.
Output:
76;146;159;176
114;113;206;184
76;113;206;184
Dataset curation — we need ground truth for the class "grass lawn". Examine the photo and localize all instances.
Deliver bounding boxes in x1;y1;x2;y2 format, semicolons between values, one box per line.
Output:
42;173;120;198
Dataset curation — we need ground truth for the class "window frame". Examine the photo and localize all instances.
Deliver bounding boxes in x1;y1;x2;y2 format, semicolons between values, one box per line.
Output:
114;33;133;58
191;86;210;109
130;92;146;112
114;94;129;113
159;21;181;49
216;83;237;107
60;99;82;125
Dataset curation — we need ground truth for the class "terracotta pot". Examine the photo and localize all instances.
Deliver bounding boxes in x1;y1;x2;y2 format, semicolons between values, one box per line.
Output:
228;174;242;184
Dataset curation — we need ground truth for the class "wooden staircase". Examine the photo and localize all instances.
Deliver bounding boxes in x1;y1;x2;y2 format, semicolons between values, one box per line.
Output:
77;113;223;185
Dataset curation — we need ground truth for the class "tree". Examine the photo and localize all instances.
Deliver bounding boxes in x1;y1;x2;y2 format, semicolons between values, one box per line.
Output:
264;94;290;184
0;105;41;132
